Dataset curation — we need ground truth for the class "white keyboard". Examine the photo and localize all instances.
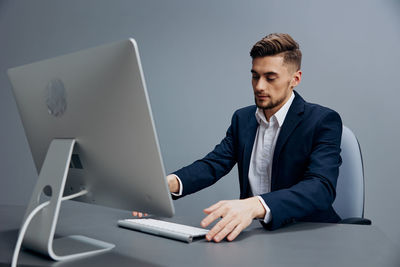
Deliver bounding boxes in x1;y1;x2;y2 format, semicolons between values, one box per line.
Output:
118;218;209;243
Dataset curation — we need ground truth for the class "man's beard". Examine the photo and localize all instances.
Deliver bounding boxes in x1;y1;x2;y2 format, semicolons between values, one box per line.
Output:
254;93;286;110
254;81;292;111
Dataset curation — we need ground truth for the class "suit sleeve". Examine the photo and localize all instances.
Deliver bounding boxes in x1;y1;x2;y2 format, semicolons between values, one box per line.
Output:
260;110;342;230
173;112;238;198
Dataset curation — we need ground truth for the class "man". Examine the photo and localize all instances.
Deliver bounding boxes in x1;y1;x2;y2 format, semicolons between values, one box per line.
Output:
134;33;342;242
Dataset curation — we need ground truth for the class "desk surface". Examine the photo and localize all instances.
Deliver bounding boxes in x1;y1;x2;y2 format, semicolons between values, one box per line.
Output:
1;203;399;267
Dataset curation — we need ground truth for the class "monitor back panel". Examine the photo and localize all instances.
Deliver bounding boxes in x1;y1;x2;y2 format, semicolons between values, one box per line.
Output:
7;39;174;217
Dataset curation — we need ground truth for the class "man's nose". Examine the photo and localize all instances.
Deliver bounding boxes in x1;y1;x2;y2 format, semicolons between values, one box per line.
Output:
255;77;268;92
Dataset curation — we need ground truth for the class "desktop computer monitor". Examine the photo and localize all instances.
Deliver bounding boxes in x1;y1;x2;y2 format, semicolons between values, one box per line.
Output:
7;38;174;261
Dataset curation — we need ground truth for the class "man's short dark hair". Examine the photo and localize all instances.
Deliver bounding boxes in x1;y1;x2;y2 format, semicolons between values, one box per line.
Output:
250;33;302;72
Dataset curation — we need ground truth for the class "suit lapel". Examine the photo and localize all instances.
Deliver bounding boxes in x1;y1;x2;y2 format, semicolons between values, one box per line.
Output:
241;112;258;197
271;91;305;189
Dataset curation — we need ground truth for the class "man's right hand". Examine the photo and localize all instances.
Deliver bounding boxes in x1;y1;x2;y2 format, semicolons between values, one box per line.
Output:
167;174;180;194
132;174;180;217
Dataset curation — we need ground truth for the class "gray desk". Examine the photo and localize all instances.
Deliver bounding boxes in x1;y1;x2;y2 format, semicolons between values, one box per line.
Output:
1;203;399;267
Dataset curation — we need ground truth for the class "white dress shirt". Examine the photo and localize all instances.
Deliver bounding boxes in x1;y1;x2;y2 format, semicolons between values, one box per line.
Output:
249;92;295;223
172;92;295;224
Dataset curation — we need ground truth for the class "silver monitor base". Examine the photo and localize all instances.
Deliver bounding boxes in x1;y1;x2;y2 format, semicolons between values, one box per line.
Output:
18;139;114;261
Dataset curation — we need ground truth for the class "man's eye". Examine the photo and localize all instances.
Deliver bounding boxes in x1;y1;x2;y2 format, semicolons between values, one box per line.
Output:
267;78;276;81
252;76;259;80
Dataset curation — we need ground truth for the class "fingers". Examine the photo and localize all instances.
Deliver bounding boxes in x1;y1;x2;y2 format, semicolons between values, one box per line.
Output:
131;211;148;218
204;214;231;240
203;201;225;215
208;217;240;242
227;223;246;242
201;205;226;228
202;199;256;242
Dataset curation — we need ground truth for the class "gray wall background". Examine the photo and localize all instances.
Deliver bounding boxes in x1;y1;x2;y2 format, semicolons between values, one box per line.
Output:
1;0;399;245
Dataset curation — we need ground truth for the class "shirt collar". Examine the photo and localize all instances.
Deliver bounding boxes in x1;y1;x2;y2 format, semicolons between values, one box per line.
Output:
255;91;295;128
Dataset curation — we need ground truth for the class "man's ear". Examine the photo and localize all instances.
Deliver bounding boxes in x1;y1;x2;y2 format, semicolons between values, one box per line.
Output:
291;70;302;88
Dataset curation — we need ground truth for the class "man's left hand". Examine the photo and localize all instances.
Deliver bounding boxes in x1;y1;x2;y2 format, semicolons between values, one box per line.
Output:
201;197;266;242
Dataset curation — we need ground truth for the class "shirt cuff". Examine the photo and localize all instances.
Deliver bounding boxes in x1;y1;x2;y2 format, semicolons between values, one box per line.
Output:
170;174;183;196
256;196;272;224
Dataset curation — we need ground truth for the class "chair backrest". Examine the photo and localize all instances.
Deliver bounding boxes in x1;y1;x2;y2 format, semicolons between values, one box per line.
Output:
332;126;365;219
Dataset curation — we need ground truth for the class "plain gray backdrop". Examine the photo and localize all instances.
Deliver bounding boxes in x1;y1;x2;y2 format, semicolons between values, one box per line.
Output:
1;0;399;246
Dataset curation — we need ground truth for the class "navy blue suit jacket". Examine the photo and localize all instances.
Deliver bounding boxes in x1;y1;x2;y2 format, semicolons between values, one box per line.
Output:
174;91;342;230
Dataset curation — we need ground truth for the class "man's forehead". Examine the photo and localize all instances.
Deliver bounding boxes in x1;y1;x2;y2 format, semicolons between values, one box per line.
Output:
251;55;289;74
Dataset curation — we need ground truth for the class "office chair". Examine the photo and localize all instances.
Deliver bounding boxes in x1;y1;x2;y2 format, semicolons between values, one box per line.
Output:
332;126;371;225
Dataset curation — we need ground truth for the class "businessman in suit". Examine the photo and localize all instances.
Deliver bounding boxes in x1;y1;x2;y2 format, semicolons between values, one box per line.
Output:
134;33;343;242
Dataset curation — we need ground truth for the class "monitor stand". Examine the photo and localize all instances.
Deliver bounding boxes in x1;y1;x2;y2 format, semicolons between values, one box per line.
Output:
18;139;114;261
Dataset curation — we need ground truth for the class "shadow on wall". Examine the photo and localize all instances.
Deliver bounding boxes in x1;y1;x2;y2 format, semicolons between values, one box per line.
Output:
389;0;400;21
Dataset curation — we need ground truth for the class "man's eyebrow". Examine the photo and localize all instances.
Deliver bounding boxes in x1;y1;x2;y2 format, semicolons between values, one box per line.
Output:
251;70;278;76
